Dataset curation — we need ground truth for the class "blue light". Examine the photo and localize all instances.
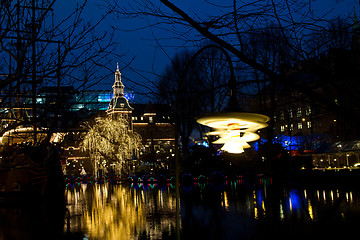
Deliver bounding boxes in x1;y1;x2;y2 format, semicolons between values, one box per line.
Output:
196;140;209;147
98;93;112;102
252;139;268;151
256;189;264;205
97;91;135;103
124;92;135;102
273;135;305;151
288;190;302;211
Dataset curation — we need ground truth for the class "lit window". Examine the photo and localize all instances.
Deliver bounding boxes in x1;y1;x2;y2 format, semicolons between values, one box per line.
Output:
289;109;293;118
280;111;284;120
290;124;293;131
307;121;311;128
298;122;303;129
281;126;285;132
149;116;153;123
297;107;302;117
141;117;144;121
306;106;311;115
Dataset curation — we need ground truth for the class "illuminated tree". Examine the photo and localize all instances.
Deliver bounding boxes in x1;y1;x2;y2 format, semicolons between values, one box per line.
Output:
80;116;142;176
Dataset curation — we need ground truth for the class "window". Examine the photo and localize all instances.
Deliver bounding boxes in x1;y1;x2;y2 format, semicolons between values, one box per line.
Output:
281;126;285;132
298;122;303;129
280;111;285;120
149;116;153;123
306;106;312;115
307;121;312;128
297;107;302;117
289;109;293;118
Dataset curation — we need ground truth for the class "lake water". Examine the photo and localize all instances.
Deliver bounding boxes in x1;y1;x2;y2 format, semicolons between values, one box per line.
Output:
1;179;360;239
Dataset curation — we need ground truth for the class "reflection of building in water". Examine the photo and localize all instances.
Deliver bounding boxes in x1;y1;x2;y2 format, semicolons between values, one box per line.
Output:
64;182;360;239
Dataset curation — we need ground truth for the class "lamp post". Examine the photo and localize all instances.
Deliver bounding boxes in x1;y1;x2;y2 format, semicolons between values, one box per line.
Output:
191;45;269;154
174;44;269;239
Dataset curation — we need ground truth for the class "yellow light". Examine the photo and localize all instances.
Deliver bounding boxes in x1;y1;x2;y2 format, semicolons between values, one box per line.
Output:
222;141;245;153
197;112;269;154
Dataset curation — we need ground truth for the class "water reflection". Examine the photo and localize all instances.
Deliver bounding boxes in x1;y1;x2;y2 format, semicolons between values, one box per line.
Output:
65;180;360;239
66;183;177;239
179;180;360;239
1;180;360;239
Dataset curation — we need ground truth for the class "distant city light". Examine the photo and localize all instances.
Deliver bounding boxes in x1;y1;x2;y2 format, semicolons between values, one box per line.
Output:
97;92;135;103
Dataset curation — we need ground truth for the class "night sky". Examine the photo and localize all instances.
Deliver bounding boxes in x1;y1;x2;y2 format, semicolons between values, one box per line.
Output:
53;0;359;103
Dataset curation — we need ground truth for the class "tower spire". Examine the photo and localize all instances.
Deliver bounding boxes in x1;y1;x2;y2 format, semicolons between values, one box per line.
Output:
113;65;124;97
107;64;133;118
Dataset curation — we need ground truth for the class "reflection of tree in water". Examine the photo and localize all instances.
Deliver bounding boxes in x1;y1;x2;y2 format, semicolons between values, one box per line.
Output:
77;184;177;239
65;182;360;239
82;184;146;239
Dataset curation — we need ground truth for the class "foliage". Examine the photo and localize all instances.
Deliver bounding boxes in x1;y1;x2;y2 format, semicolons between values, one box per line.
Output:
80;116;142;174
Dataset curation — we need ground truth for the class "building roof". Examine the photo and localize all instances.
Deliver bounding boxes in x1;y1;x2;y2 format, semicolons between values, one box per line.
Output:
108;96;133;111
132;103;172;117
132;102;173;124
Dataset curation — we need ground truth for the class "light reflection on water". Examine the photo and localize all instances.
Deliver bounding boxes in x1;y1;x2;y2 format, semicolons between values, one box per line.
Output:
64;180;360;239
2;180;360;239
66;183;177;240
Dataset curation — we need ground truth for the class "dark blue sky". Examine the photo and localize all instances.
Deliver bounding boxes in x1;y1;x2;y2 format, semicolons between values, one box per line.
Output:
54;0;358;103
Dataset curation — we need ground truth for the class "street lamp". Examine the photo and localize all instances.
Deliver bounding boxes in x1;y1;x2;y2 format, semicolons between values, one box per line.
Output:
193;45;269;154
174;44;269;240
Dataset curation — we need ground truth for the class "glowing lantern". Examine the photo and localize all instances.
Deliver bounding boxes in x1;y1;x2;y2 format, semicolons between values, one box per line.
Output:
197;112;269;154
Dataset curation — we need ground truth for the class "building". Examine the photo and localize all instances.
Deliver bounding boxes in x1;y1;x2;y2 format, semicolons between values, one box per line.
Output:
105;66;175;174
0;64;175;177
249;44;360;169
106;64;134;127
61;66;175;177
132;102;175;160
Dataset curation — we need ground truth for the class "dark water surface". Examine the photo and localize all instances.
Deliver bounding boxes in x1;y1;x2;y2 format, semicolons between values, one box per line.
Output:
1;179;360;239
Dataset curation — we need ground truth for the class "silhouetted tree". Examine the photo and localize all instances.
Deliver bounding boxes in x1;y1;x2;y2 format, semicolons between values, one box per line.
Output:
0;0;123;140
